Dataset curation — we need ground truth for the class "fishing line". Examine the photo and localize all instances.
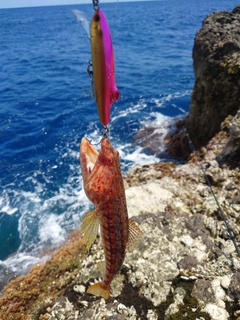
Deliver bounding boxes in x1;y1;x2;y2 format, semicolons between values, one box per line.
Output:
112;0;119;22
109;0;120;98
183;128;240;258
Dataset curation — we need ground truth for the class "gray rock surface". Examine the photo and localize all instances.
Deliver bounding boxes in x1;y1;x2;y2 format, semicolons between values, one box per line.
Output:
217;110;240;167
40;131;240;320
166;4;240;160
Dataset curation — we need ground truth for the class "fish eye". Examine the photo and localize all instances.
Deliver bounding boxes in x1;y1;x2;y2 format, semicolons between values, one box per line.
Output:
94;14;100;22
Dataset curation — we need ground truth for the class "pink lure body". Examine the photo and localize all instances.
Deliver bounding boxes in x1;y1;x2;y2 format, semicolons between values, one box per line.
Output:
90;9;120;126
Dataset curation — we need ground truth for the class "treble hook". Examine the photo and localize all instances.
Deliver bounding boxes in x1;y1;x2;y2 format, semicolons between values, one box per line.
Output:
87;60;93;77
101;125;109;138
95;126;109;146
92;0;99;10
85;126;109;147
86;60;95;100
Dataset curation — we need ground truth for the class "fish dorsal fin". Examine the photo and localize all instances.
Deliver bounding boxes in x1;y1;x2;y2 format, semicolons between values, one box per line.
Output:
127;219;143;252
80;209;100;251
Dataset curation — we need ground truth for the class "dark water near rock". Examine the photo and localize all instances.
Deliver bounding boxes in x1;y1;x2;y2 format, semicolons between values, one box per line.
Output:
0;0;238;291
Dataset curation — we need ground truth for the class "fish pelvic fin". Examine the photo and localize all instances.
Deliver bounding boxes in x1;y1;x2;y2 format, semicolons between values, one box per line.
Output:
127;219;143;252
87;282;110;300
80;209;100;251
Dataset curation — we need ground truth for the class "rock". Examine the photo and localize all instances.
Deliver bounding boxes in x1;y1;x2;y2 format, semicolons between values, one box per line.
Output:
178;255;199;270
220;275;231;290
217;110;240;167
1;129;240;320
192;279;215;305
73;285;85;294
134;117;186;158
203;303;229;320
125;181;174;216
211;278;227;308
33;210;238;319
167;4;240;159
48;296;79;320
228;271;240;300
165;287;186;318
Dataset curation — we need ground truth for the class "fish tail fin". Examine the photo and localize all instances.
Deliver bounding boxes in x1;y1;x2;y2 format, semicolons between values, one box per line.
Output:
87;282;110;300
80;209;100;251
126;219;143;252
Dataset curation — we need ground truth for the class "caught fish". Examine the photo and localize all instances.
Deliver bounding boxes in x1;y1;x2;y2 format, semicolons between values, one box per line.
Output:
80;137;142;299
73;9;120;126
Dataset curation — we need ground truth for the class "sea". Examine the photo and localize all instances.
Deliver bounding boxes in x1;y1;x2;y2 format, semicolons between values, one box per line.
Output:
0;0;238;293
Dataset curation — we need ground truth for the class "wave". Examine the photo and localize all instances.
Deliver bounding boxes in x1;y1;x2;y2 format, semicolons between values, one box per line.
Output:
0;91;191;294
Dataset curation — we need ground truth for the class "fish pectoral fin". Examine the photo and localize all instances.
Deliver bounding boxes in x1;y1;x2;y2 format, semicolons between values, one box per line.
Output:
80;209;100;251
126;219;143;252
87;282;110;300
97;260;106;278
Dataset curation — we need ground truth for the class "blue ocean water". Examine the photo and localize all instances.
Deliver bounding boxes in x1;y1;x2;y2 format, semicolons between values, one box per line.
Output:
0;0;238;291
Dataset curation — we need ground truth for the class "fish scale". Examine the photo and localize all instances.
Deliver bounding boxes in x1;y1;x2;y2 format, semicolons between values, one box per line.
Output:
80;137;142;299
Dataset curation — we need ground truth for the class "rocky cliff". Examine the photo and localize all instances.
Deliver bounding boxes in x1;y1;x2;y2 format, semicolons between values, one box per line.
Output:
1;4;240;320
167;4;240;160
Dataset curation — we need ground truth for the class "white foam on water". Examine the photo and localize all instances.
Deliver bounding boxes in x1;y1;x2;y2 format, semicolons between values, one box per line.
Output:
0;146;91;292
0;191;18;215
144;111;186;131
0;252;48;274
0;91;190;293
39;214;66;245
119;146;159;166
110;92;189;170
111;99;148;122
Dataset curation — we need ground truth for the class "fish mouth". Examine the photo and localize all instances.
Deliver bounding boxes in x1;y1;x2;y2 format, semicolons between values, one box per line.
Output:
80;137;99;178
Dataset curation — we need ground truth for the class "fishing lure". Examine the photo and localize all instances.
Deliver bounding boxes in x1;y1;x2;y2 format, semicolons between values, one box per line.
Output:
73;7;120;126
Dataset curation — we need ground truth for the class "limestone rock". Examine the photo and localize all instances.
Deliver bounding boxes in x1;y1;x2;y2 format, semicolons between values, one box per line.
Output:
125;181;174;216
217;110;240;167
36;210;239;320
1;134;240;319
203;303;229;320
167;4;240;159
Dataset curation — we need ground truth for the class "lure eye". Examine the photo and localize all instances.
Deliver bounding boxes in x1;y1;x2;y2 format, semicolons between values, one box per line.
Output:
94;14;100;22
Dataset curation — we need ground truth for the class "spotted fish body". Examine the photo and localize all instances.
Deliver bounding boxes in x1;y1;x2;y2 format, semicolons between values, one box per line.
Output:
80;137;142;299
90;9;120;126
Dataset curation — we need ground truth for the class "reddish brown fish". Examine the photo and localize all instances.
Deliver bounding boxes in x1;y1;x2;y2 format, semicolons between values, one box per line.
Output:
80;137;142;299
